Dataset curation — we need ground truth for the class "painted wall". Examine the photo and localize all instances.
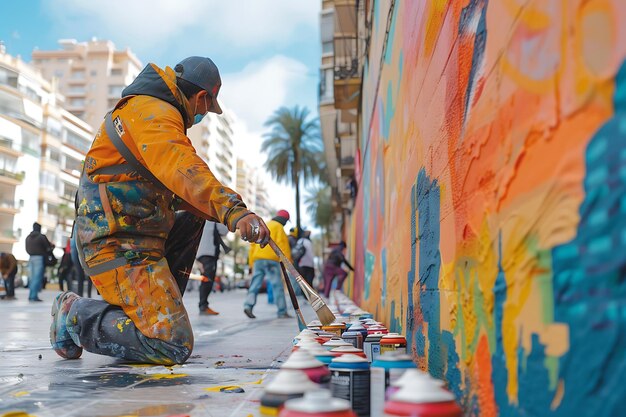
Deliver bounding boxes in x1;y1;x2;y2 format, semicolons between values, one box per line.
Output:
350;1;626;415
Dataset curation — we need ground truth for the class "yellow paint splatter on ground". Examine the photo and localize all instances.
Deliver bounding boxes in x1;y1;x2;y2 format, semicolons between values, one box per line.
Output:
141;373;187;380
11;391;30;398
1;412;37;417
204;378;264;392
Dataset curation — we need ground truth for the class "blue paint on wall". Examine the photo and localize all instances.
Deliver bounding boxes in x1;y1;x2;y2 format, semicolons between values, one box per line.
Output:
382;247;388;307
459;0;488;125
550;60;626;417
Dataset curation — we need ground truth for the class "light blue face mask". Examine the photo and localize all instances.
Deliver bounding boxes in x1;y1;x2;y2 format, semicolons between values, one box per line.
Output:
193;95;208;125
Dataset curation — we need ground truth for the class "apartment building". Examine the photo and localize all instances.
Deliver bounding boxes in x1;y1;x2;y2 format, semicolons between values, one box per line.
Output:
31;38;142;131
236;158;273;220
319;0;364;241
187;110;237;189
0;46;93;260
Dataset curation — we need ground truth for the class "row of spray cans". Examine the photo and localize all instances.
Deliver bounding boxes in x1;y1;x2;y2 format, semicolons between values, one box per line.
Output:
259;294;463;417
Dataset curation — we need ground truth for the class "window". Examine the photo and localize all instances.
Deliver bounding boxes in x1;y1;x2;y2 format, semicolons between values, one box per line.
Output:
64;155;82;173
40;171;60;192
69;98;85;107
0;154;17;172
65;130;91;153
110;69;123;76
0;66;19;88
63;182;78;201
71;70;85;80
68;85;86;94
321;12;334;55
54;70;64;78
0;90;24;119
108;85;124;97
320;68;334;102
21;129;40;156
90;70;97;76
46;118;63;138
48;147;61;164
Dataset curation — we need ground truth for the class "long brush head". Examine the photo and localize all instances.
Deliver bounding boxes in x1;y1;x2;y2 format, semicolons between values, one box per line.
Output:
268;239;335;326
297;278;335;326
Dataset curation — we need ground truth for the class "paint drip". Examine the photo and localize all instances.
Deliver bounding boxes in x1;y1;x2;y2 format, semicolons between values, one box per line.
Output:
330;354;371;417
279;389;357;417
370;353;417;417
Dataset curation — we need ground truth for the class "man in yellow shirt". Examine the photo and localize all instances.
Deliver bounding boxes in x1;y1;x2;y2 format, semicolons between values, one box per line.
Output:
244;210;292;318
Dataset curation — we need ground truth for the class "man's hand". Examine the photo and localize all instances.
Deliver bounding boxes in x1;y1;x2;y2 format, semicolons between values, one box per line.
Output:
237;214;270;247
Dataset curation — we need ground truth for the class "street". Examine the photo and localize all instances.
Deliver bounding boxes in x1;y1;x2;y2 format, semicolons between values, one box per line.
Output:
0;286;306;417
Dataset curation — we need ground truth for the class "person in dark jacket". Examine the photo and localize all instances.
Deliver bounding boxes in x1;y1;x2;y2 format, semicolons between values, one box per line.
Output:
57;239;73;292
0;252;18;300
196;221;229;315
25;222;53;302
322;241;354;298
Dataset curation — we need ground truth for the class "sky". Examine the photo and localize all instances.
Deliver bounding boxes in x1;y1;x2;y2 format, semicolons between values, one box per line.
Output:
0;0;322;228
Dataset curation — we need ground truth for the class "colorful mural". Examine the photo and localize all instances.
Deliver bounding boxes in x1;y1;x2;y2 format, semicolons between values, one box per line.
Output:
350;0;626;415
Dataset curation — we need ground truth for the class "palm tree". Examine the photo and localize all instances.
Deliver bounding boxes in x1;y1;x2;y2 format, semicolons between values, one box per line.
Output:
262;106;323;235
304;184;333;250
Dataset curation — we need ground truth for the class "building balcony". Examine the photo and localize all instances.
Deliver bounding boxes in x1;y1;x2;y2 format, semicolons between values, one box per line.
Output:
0;229;18;244
0;138;22;157
0;169;24;186
0;200;20;215
39;188;62;205
38;213;57;230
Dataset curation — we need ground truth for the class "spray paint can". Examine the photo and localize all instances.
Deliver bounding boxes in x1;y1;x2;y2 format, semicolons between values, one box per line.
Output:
322;323;347;337
363;333;384;363
383;376;462;417
340;331;363;349
260;369;320;416
279;389;357;417
379;333;407;355
329;354;371;417
367;324;388;335
303;344;338;365
385;369;445;400
294;329;319;345
323;338;353;351
294;339;324;352
344;322;368;348
370;354;417;417
330;345;368;359
282;350;331;385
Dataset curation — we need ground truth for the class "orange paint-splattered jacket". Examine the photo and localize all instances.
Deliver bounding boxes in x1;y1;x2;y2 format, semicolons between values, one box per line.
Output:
76;63;250;269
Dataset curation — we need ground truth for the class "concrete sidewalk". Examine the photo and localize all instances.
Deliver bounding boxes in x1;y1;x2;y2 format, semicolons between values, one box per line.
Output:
0;286;311;417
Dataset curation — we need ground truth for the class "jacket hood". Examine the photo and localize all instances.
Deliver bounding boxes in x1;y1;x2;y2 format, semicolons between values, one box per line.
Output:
121;63;195;129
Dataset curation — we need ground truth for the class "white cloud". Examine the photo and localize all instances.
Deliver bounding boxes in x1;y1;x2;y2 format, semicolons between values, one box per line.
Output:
221;55;311;132
42;0;319;54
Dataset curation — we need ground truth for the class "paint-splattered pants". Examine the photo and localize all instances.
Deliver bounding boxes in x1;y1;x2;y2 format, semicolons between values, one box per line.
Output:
322;264;348;298
67;212;204;365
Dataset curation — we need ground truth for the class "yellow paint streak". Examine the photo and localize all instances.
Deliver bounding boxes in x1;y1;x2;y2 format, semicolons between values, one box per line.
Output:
203;378;264;392
142;373;187;380
11;391;30;398
1;412;37;417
